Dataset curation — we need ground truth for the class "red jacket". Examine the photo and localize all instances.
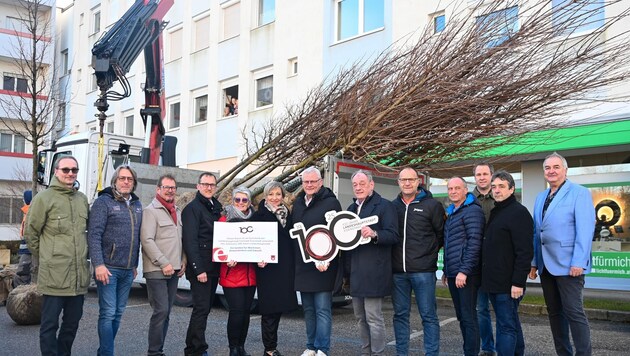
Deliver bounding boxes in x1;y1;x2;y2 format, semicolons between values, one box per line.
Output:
218;216;257;288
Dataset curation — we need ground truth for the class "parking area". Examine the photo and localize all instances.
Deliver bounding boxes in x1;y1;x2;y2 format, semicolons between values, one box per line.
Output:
1;285;629;355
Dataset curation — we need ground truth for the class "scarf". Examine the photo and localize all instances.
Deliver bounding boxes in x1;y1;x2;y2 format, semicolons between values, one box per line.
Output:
265;201;288;228
156;194;177;224
223;204;253;222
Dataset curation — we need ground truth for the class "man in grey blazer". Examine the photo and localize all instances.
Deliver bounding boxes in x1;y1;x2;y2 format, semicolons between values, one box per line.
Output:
529;152;595;356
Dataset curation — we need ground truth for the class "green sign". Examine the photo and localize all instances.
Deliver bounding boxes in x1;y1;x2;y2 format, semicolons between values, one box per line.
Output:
590;252;630;278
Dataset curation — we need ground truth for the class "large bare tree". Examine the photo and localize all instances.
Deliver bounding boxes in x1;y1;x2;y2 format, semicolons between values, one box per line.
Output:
217;0;630;196
0;0;64;196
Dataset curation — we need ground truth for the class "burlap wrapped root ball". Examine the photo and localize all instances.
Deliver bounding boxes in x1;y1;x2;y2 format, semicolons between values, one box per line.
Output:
6;284;42;325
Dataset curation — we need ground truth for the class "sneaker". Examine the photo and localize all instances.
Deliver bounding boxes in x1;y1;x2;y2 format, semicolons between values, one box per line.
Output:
300;350;316;356
316;351;327;356
264;351;283;356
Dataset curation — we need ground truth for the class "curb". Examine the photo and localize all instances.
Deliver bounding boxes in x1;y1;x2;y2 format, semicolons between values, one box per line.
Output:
436;297;630;323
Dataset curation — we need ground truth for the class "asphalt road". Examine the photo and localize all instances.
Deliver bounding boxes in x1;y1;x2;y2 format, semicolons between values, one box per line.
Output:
2;285;630;356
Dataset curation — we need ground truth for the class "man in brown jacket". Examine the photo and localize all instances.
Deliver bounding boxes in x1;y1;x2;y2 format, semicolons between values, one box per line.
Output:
141;174;186;356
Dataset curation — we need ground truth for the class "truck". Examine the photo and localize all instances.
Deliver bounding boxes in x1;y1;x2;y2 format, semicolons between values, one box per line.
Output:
35;133;426;308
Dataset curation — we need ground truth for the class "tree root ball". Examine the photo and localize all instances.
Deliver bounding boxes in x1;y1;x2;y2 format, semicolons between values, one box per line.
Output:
6;284;42;325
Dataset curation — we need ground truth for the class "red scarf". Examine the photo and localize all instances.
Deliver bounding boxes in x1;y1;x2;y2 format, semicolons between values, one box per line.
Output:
156;194;177;224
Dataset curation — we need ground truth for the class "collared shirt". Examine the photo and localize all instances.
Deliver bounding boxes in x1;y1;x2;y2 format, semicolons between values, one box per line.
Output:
542;180;567;219
473;186;494;223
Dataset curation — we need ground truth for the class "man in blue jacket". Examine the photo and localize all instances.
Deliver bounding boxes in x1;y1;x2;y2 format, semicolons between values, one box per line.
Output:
529;152;595;355
88;165;143;356
442;176;485;356
346;170;399;356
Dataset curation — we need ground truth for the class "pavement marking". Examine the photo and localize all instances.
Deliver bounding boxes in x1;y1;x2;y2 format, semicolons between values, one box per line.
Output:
387;317;458;346
126;303;150;308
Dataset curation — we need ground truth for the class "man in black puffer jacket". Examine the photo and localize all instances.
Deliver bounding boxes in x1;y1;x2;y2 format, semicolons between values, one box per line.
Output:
442;176;485;356
292;167;342;356
391;167;444;356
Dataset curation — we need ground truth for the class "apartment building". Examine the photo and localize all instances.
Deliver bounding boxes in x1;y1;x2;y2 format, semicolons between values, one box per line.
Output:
0;0;55;241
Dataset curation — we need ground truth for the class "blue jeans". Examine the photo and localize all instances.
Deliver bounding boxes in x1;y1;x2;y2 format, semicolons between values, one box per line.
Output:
489;293;524;356
301;291;333;354
448;275;480;356
96;268;134;356
477;289;496;353
392;272;440;356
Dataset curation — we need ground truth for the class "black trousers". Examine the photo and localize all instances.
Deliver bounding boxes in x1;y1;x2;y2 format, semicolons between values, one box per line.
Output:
40;294;85;356
223;286;256;348
261;312;282;351
184;276;219;355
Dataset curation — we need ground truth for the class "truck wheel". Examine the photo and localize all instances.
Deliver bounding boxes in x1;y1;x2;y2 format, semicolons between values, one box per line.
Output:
174;290;193;307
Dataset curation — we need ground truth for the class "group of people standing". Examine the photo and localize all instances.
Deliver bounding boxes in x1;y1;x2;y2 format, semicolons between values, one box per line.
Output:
22;151;595;356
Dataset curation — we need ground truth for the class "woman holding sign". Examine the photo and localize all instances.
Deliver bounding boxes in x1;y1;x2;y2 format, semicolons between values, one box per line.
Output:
252;181;299;356
219;186;257;356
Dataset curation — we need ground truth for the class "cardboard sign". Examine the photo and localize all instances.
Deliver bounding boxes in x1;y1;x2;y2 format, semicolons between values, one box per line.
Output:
290;210;379;263
212;221;278;263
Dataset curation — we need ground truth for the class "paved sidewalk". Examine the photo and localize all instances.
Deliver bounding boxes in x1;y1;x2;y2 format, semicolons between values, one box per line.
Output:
436;283;630;322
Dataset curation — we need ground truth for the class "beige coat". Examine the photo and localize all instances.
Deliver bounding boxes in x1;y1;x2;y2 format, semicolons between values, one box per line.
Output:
140;197;185;277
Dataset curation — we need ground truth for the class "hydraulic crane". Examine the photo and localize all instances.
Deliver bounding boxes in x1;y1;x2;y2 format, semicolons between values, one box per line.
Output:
91;0;174;166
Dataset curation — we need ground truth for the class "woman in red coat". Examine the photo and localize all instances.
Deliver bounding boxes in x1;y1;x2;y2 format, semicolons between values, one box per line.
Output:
219;186;256;356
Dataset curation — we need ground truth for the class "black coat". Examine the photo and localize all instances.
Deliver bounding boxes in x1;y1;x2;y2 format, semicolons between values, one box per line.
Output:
346;191;399;297
292;187;342;292
182;192;223;279
251;200;298;314
481;194;534;293
392;188;445;273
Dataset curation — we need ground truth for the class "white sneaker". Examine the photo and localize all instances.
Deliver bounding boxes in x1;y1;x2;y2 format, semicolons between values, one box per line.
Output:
300;350;316;356
316;351;327;356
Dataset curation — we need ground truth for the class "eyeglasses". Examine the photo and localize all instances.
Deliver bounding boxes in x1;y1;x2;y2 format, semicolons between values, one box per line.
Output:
198;183;217;189
58;167;79;174
233;197;249;204
302;179;321;185
160;186;177;191
398;178;418;183
117;176;134;182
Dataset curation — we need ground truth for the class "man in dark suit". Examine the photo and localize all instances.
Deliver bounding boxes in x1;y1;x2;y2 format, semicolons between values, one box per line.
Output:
529;152;595;356
346;170;399;356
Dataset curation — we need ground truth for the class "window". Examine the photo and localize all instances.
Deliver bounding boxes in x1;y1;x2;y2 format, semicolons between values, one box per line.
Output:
92;10;101;34
61;49;69;75
0;133;25;154
3;74;28;93
90;73;98;92
0;196;22;224
256;75;273;108
222;85;239;117
169;102;180;129
288;57;298;76
125;115;134;136
222;2;241;40
552;0;604;35
258;0;275;26
476;6;519;48
106;121;114;133
6;16;27;33
336;0;384;41
193;16;210;52
168;28;183;61
194;95;208;123
56;104;66;133
433;13;445;34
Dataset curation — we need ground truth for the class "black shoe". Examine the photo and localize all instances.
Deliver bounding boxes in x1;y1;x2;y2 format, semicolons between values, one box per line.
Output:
264;351;283;356
238;346;251;356
230;347;240;356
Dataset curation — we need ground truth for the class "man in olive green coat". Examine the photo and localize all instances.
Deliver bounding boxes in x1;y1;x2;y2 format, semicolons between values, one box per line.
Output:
25;156;90;356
